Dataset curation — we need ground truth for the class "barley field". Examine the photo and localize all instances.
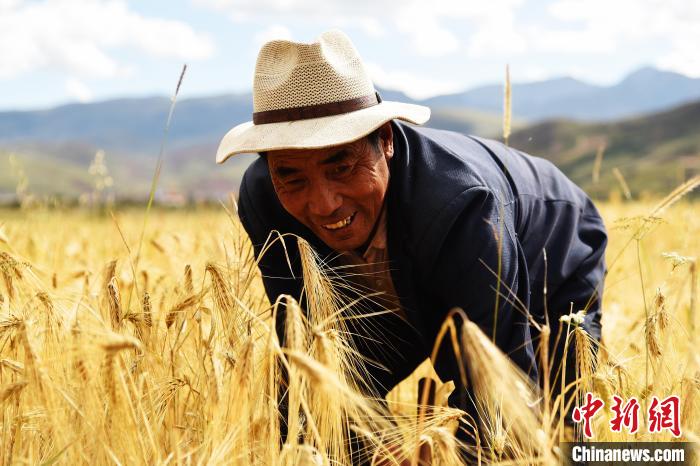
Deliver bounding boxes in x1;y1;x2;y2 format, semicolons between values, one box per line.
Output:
0;193;698;465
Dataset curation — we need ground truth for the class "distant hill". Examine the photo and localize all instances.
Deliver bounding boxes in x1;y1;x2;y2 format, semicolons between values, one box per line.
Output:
1;66;699;201
0;86;516;201
509;100;700;197
2;99;698;202
0;94;253;155
2;66;700;154
424;76;595;116
424;67;700;121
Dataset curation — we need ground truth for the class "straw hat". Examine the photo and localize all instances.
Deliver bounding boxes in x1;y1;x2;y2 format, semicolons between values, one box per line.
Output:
216;29;431;164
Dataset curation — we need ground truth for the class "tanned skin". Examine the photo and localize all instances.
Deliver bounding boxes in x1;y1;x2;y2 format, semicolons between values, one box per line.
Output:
267;122;394;253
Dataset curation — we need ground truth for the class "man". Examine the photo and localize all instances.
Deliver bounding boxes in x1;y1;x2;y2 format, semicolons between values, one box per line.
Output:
216;30;607;455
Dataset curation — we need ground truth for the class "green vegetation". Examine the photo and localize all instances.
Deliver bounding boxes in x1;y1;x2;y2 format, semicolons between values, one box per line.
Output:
510;100;700;199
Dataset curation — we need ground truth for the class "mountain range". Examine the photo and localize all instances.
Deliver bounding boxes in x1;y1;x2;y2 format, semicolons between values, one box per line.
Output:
1;66;699;201
422;66;700;121
510;99;700;198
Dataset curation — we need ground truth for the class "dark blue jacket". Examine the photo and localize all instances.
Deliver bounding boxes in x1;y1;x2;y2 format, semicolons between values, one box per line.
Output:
238;120;607;414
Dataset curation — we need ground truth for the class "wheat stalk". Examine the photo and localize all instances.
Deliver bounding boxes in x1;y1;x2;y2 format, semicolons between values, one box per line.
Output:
503;64;512;146
612;167;632;200
592;143;606;184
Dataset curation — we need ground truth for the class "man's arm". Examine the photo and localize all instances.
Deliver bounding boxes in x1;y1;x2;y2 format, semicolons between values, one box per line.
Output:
423;188;537;396
237;163;304;346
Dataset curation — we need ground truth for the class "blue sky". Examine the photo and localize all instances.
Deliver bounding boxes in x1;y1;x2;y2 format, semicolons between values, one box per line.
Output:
0;0;697;110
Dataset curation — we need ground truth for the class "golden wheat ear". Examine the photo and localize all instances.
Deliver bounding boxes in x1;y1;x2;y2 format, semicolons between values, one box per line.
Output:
458;313;561;464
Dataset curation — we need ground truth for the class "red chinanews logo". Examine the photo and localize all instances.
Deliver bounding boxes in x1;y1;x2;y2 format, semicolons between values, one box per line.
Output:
572;392;681;439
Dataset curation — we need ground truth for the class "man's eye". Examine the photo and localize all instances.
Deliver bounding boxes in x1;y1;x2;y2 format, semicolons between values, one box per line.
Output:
330;165;352;177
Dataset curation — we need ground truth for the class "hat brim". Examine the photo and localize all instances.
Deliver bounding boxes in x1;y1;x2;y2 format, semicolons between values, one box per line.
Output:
215;101;430;164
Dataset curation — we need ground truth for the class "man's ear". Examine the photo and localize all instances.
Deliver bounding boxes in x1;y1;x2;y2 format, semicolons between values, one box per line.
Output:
379;121;394;161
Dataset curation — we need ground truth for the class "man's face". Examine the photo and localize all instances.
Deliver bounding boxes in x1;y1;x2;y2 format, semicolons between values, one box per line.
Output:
267;123;394;252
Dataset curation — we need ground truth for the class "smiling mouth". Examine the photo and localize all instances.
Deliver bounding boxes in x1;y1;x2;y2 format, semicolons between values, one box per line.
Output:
322;212;357;231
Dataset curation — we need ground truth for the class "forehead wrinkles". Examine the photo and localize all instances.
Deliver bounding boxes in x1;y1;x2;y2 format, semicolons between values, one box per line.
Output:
269;141;366;171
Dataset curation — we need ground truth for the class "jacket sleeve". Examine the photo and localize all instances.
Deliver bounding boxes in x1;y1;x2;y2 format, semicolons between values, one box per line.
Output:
548;197;607;339
424;187;537;383
237;166;304;348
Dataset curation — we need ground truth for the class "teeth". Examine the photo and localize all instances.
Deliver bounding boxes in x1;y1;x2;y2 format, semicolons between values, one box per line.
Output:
323;214;353;230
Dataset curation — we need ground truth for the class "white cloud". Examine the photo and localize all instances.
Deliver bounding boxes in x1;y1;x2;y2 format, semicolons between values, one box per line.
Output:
519;65;550;82
364;61;463;100
0;0;21;9
652;2;700;77
254;25;293;49
393;4;460;57
466;21;527;57
65;78;93;103
202;0;700;78
195;0;525;58
525;27;614;54
195;0;700;82
544;0;700;76
356;17;385;38
0;0;215;79
656;34;700;77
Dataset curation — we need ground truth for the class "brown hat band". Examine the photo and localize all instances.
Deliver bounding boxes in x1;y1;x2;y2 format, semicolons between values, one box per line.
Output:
253;92;381;125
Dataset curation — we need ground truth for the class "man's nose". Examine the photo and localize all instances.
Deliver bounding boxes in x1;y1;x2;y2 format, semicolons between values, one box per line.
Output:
308;180;342;218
